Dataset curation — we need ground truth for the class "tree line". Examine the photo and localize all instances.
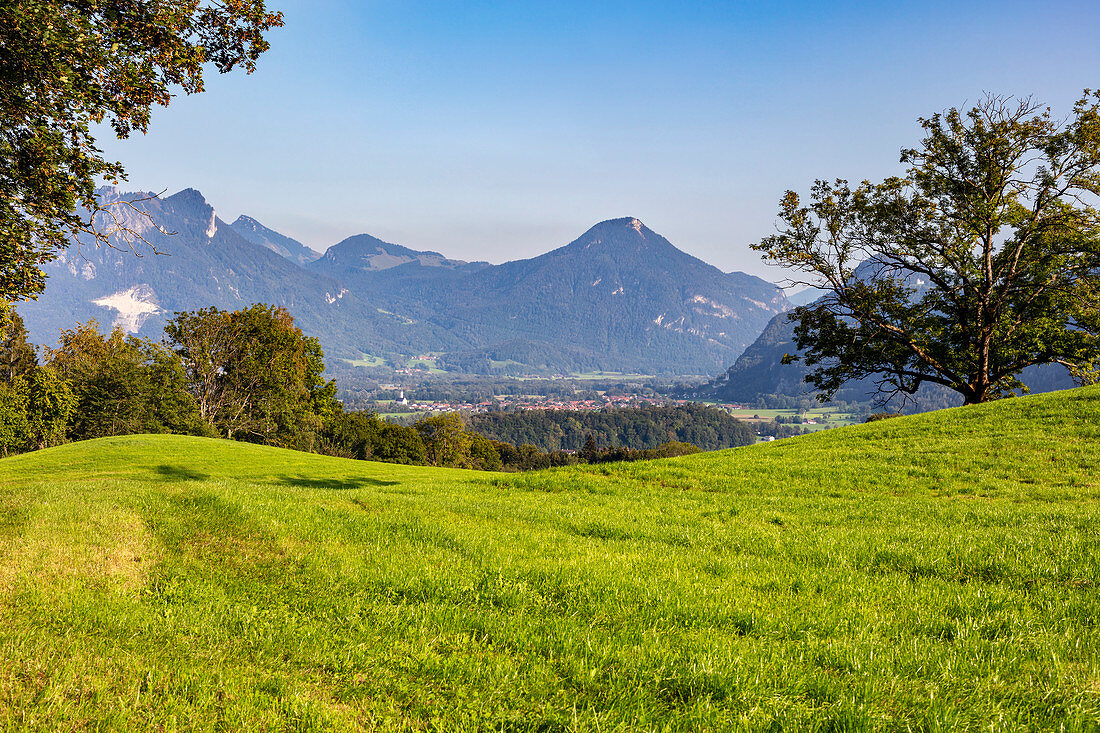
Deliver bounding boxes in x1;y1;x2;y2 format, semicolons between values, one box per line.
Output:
0;303;335;455
0;303;728;471
467;404;756;453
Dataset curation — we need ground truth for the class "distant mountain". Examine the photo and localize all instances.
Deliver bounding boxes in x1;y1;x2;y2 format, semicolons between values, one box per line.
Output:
785;286;827;306
313;232;483;274
698;311;808;402
17;188;462;358
423;218;788;375
230;215;318;266
308;233;490;304
18;191;789;377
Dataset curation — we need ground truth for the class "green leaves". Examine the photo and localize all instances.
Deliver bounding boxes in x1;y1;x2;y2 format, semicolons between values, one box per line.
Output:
45;321;205;439
0;1;283;301
165;304;338;450
756;93;1100;405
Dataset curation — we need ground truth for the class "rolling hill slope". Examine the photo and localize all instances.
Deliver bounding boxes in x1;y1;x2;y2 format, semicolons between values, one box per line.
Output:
1;387;1098;728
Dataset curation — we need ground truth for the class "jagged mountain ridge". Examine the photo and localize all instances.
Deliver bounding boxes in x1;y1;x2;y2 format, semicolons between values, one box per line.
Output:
230;215;319;266
19;189;789;376
18;188;465;358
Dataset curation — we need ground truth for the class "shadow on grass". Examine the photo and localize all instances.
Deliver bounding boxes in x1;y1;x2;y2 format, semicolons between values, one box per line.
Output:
155;465;209;482
276;476;399;490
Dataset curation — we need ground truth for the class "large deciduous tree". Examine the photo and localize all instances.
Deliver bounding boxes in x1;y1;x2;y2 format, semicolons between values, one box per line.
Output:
45;321;205;439
0;0;283;302
165;304;338;448
754;93;1100;405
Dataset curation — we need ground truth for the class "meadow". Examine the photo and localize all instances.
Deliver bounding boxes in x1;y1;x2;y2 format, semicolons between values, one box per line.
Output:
725;406;861;434
0;387;1098;730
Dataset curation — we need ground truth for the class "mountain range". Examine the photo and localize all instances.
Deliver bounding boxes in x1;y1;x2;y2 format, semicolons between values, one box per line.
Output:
18;188;789;377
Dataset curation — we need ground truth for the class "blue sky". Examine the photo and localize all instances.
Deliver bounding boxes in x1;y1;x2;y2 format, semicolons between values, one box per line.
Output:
98;0;1100;280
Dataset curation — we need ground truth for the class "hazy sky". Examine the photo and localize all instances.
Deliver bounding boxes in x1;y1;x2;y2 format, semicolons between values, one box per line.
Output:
97;0;1100;280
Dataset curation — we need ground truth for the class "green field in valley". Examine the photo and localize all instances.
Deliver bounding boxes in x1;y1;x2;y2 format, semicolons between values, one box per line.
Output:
724;406;862;432
1;387;1099;729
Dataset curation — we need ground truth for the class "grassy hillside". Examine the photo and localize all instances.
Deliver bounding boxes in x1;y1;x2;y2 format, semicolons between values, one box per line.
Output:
1;388;1099;730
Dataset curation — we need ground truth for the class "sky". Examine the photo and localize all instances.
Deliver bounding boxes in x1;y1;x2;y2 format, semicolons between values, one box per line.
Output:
97;0;1100;281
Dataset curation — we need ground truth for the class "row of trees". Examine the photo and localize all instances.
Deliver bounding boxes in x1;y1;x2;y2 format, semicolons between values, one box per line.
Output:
1;303;717;470
468;404;756;453
0;303;335;455
325;410;705;471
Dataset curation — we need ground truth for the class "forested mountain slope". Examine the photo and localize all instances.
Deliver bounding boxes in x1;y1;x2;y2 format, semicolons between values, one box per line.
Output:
426;217;788;375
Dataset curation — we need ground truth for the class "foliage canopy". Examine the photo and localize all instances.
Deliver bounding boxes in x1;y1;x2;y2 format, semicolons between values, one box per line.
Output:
46;321;205;439
0;0;282;302
755;93;1100;404
165;304;337;448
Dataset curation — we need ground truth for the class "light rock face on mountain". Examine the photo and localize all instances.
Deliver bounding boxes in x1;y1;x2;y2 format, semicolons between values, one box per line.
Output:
19;190;789;376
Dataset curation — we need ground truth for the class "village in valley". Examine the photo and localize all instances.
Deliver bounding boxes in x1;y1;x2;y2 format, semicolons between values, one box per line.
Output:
368;385;859;438
380;388;675;415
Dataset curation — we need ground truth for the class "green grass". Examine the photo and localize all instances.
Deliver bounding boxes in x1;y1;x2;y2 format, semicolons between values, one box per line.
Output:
405;354;447;374
344;354;387;368
1;388;1099;730
567;372;656;380
728;406;861;431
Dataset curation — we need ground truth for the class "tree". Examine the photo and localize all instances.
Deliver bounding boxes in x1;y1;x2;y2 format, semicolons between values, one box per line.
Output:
415;413;473;468
45;321;205;439
164;304;338;448
0;378;29;456
23;366;76;449
468;433;503;471
580;434;599;463
754;92;1100;405
0;303;76;455
1;1;283;302
0;366;76;454
371;422;426;465
0;303;36;383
